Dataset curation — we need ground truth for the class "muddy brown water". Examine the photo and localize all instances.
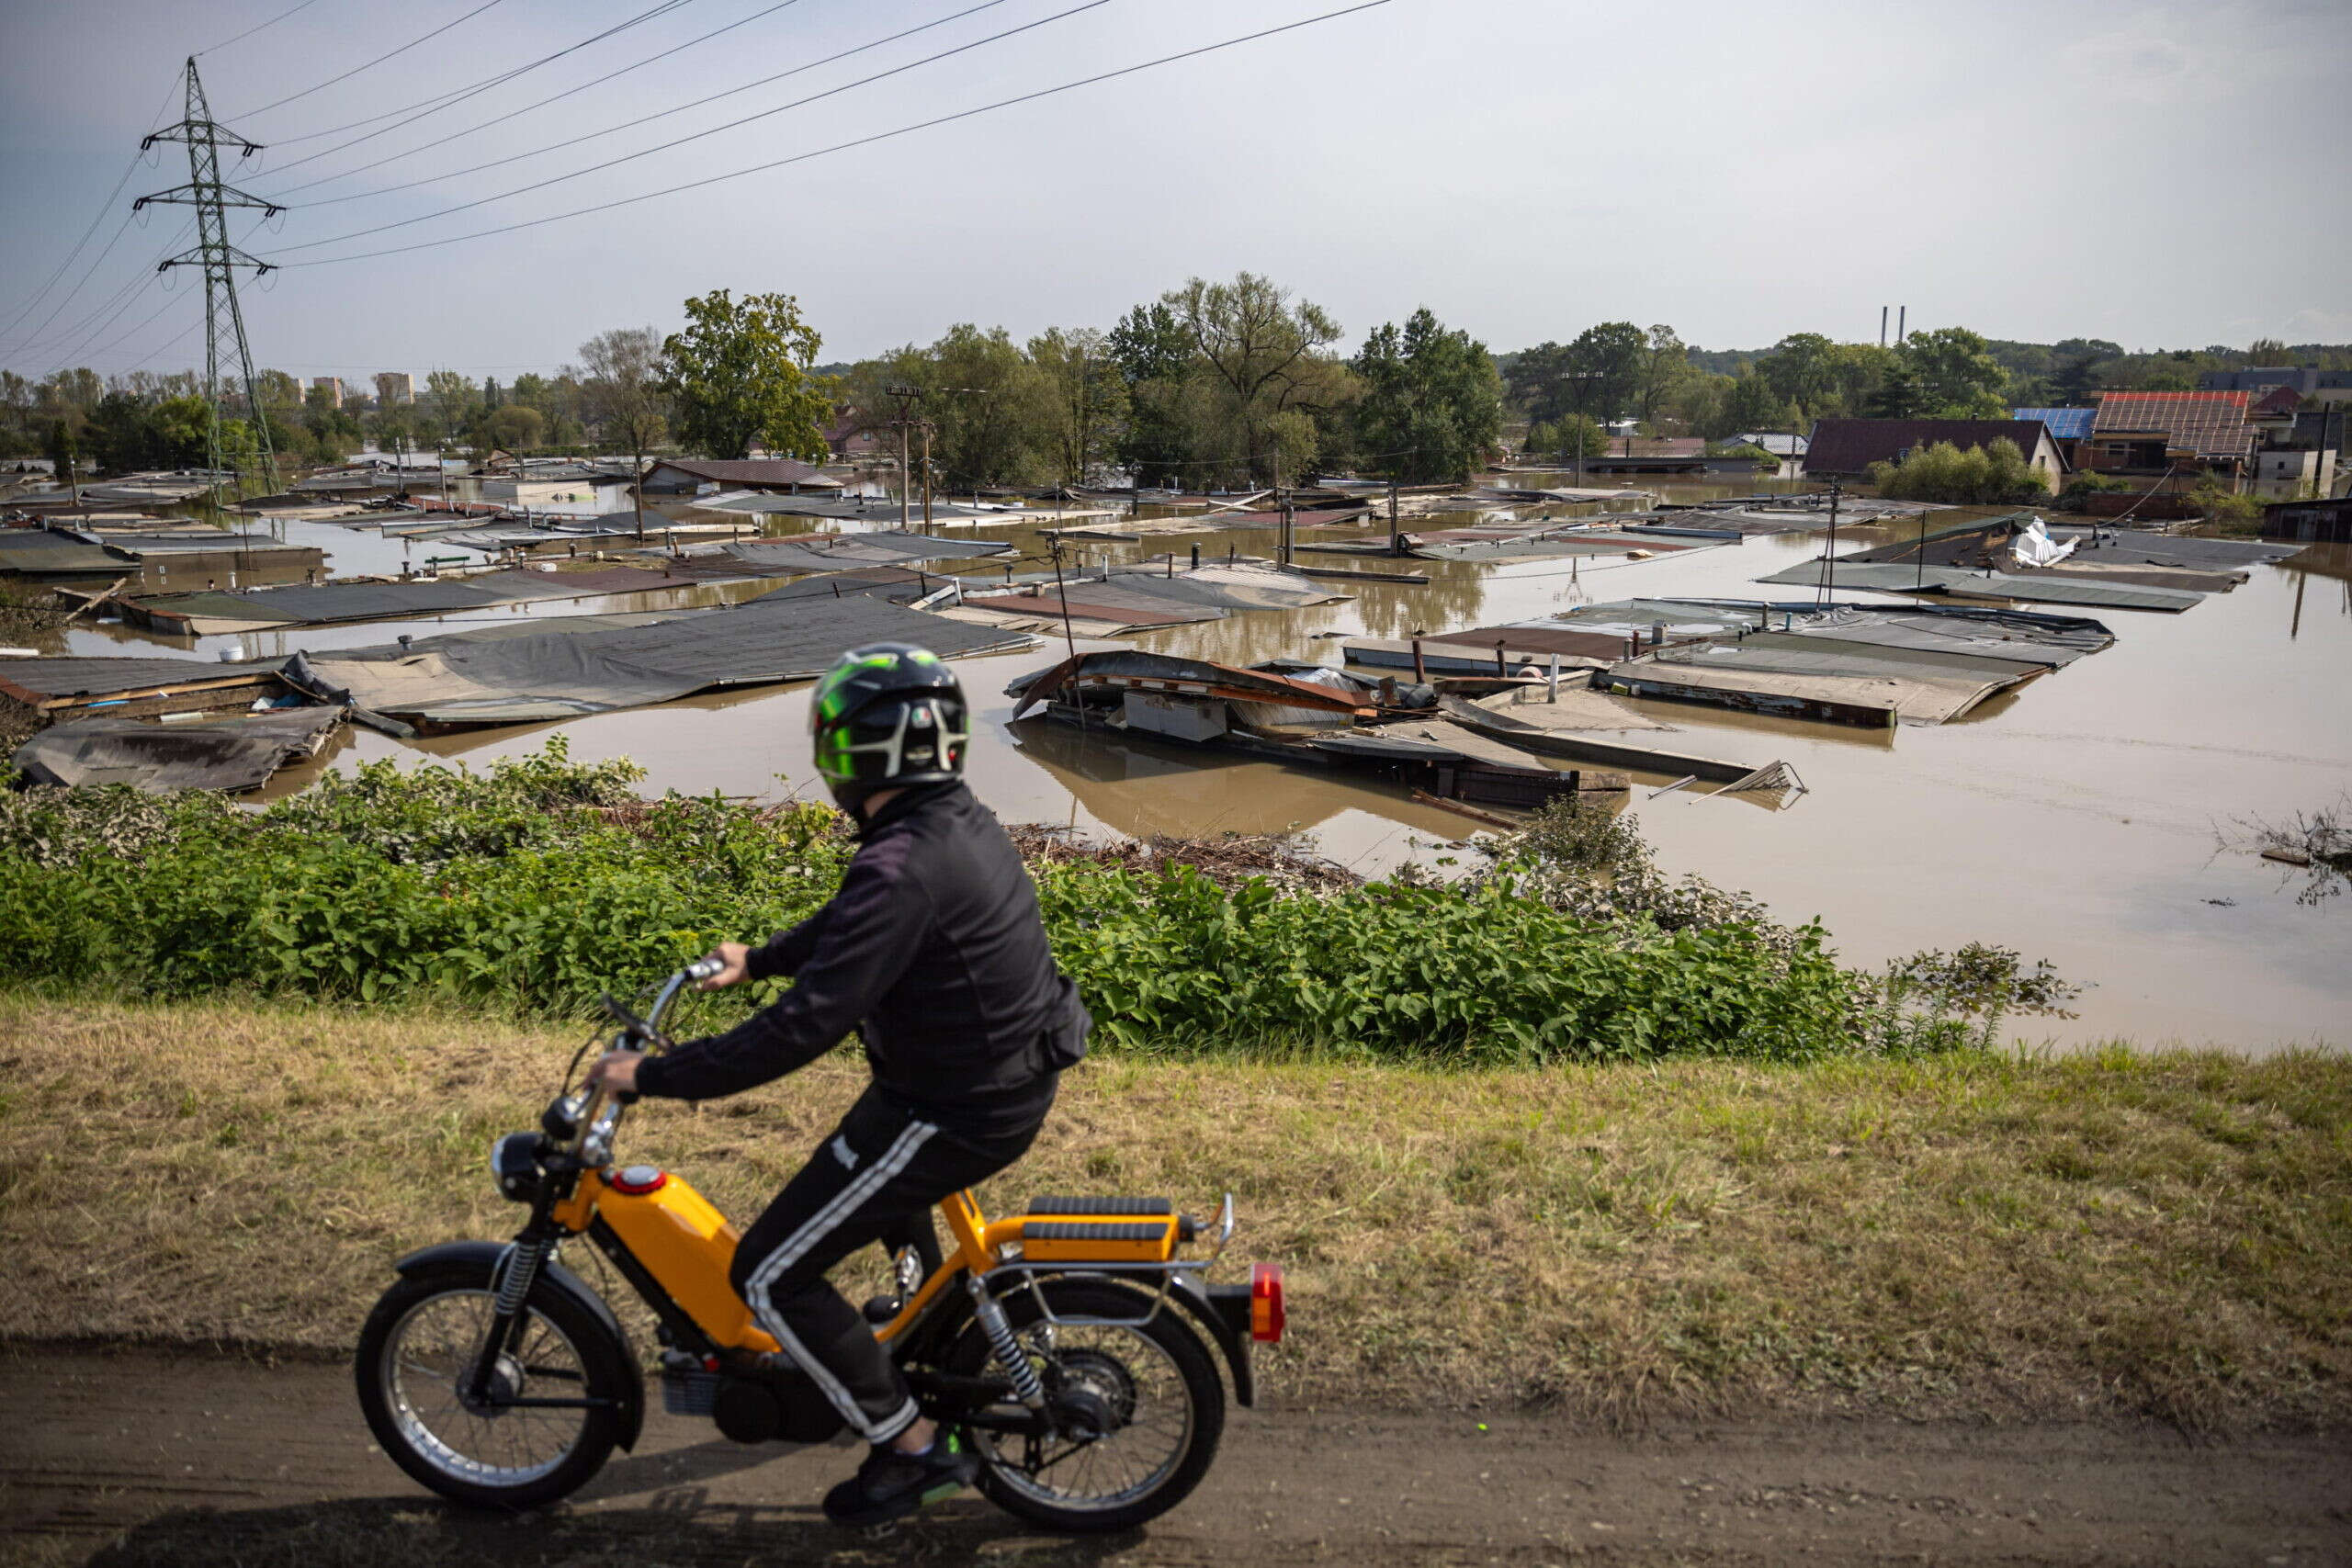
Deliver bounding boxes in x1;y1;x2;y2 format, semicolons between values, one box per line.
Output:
38;486;2352;1053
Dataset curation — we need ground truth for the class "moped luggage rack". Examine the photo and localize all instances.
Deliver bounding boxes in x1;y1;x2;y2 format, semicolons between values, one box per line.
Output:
979;1193;1236;1329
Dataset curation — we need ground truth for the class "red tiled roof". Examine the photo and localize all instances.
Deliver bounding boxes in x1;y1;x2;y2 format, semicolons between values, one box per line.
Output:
1804;419;2058;475
2090;391;2254;459
2250;384;2303;417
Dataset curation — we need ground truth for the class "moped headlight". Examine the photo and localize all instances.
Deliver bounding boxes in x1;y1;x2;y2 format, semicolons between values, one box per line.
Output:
491;1132;543;1203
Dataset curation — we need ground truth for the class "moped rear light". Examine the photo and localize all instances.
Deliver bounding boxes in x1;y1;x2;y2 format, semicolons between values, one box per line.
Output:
1250;1262;1285;1343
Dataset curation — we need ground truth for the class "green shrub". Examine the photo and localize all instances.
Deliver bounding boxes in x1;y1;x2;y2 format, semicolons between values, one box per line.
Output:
0;745;2029;1065
1866;438;2052;504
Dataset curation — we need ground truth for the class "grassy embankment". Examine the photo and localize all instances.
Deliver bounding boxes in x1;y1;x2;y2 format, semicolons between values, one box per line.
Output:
2;994;2345;1432
2;745;2345;1428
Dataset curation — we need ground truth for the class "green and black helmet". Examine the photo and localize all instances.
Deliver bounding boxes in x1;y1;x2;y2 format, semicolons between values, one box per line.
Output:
808;642;969;809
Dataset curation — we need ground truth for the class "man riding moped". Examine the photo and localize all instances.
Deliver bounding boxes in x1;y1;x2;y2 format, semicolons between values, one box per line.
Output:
589;641;1089;1527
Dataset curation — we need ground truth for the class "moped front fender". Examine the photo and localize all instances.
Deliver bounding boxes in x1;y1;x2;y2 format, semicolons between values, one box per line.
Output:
392;1239;645;1451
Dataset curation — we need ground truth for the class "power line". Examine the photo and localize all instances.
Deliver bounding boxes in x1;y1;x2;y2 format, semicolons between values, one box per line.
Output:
198;0;328;55
0;74;184;339
249;0;698;187
4;217;198;362
271;0;1114;254
230;0;512;119
275;0;1397;268
0;161;144;342
276;0;1000;209
0;209;148;354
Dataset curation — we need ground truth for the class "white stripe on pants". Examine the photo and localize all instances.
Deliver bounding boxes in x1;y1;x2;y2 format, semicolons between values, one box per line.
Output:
741;1117;937;1442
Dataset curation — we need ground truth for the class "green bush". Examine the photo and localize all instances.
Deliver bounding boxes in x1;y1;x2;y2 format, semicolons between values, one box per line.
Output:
0;745;2002;1065
1866;438;2052;504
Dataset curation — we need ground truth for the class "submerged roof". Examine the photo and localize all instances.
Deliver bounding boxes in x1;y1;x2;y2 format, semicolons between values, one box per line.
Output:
647;457;843;490
11;707;342;793
288;590;1030;728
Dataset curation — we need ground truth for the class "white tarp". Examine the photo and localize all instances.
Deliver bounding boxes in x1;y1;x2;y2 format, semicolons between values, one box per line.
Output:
2010;518;2077;569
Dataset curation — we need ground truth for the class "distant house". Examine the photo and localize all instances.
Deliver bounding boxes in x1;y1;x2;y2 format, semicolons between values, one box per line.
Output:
639;457;844;497
2198;367;2352;406
2082;391;2256;492
1724;432;1808;457
2011;407;2096;468
825;412;883;461
1804;419;2068;487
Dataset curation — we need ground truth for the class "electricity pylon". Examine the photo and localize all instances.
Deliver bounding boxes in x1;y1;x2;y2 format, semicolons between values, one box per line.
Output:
135;56;283;504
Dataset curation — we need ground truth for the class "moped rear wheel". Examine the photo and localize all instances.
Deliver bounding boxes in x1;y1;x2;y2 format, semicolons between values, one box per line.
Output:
944;1277;1225;1533
356;1267;628;1508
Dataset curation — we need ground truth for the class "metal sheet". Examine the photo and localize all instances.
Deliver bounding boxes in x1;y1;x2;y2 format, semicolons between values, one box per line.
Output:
11;707;342;793
288;593;1032;727
1754;559;2205;612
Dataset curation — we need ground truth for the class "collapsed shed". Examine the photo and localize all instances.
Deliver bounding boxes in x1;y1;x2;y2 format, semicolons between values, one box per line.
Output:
1003;650;1636;815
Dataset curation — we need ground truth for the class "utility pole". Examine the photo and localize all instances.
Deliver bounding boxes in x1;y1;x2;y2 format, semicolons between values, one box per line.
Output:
1388;476;1400;557
1820;477;1842;606
921;422;933;529
137;58;282;519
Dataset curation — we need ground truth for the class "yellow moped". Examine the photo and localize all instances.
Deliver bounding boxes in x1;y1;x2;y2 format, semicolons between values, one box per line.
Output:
355;961;1283;1531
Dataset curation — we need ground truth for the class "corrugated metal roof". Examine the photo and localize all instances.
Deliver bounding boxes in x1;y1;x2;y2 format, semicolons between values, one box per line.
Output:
647;458;843;489
1753;558;2206;612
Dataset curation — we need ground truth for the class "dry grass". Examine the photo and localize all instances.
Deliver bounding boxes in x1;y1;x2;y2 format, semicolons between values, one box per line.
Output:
1;996;2346;1431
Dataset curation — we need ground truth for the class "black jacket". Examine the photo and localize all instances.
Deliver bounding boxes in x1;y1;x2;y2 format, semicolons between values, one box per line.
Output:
635;783;1088;1134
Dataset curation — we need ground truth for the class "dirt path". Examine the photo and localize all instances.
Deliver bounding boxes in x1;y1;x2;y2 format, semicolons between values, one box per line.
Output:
2;1349;2346;1566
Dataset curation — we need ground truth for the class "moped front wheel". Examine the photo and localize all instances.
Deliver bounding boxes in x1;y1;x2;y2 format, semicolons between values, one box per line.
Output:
355;1265;628;1508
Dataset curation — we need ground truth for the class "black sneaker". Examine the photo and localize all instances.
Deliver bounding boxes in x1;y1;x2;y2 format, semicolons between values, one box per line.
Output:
821;1431;979;1526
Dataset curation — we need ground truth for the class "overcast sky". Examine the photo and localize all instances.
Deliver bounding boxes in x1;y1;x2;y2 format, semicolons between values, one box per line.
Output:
3;0;2346;385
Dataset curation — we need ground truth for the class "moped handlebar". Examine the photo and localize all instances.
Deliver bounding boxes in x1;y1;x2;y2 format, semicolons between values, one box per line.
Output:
570;958;724;1165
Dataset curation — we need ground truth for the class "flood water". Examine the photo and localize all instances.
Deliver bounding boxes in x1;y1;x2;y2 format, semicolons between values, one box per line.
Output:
36;484;2352;1053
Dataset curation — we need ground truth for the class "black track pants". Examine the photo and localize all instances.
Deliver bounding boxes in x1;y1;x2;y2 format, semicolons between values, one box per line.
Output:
729;1085;1045;1444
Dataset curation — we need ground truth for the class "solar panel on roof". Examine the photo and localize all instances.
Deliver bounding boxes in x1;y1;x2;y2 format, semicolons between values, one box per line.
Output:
2013;408;2097;441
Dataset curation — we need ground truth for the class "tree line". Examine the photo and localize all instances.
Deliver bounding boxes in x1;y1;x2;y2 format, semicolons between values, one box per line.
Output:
6;277;2345;488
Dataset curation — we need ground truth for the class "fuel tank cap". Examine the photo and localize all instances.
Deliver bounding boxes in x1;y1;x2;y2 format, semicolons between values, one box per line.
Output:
610;1166;668;1195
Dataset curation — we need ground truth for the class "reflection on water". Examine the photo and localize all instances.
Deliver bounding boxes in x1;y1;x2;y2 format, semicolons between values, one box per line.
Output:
1006;715;1480;843
60;492;2352;1053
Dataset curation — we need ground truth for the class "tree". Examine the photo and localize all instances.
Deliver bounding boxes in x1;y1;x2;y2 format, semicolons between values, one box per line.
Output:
44;418;80;498
1164;272;1351;486
1106;300;1198;482
572;325;669;536
1718;370;1797;437
424;370;480;449
1029;326;1127;487
1529;412;1611;469
1505;340;1573;424
2049;352;2101;406
1865;356;1924;418
1632;324;1690;424
1556;321;1646;423
254;369;302;413
1899;327;2009;418
658;288;832;460
482;404;545;452
1351;307;1502;483
1756;333;1843;422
